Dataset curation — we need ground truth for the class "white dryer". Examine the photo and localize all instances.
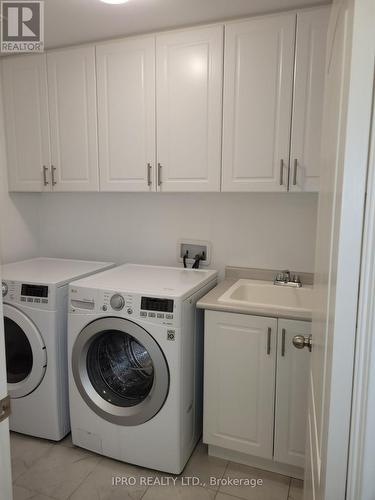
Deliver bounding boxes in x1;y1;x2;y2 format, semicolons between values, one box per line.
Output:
1;258;114;441
68;264;217;474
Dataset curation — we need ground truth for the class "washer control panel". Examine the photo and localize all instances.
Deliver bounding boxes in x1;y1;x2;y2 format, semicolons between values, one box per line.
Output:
70;287;179;326
2;280;52;309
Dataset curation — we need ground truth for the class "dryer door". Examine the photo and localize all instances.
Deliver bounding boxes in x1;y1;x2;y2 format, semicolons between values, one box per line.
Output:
72;317;169;426
3;304;47;399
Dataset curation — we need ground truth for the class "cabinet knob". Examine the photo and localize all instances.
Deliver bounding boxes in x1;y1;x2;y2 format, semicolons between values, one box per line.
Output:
292;335;312;352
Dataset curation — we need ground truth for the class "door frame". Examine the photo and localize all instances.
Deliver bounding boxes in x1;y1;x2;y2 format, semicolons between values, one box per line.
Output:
346;1;375;493
305;0;375;498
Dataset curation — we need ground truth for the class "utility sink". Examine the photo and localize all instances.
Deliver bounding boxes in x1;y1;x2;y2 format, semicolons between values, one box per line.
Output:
218;279;313;316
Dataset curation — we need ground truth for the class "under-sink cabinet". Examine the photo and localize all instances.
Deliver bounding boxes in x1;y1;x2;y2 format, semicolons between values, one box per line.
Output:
203;310;310;473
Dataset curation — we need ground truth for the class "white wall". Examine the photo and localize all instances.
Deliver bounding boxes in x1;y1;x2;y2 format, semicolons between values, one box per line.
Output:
38;192;318;276
0;81;40;265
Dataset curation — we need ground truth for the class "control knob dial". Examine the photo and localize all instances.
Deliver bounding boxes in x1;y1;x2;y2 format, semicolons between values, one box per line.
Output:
110;294;125;311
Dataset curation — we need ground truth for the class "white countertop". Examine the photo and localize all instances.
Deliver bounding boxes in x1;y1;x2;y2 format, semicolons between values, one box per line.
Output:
197;278;314;321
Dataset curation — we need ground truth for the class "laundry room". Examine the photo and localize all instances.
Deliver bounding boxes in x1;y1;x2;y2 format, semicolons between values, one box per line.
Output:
0;1;374;500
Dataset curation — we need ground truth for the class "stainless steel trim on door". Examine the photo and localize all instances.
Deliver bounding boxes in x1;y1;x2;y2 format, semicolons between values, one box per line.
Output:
42;166;49;186
72;317;170;426
293;159;298;186
0;396;11;423
147;163;152;187
157;163;162;186
279;160;284;186
51;165;57;186
267;327;272;355
281;328;286;357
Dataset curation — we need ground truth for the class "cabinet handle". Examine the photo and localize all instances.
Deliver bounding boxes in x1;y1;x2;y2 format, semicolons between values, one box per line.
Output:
42;165;49;186
293;159;298;186
51;165;57;186
279;159;284;186
281;328;286;357
267;327;272;355
157;163;162;186
147;163;152;187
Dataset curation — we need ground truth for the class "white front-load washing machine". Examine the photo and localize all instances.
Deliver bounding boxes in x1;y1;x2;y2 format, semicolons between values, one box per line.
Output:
1;258;115;441
68;264;217;473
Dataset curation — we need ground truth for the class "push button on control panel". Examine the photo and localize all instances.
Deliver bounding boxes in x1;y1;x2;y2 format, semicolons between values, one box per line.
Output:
140;311;147;317
166;314;174;320
148;312;156;318
157;313;164;319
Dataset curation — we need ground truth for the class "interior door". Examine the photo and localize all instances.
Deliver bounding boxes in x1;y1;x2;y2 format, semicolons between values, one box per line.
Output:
289;7;330;192
274;319;310;468
2;54;50;192
96;36;156;192
305;1;357;499
221;13;295;192
156;25;223;192
47;46;99;191
0;278;13;500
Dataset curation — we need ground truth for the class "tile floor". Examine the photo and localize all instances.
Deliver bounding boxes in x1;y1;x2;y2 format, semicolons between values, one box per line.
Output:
10;432;303;500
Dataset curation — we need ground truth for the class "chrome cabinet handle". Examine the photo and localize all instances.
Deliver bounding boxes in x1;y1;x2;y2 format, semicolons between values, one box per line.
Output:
157;163;162;186
293;159;298;186
147;163;152;187
51;165;57;186
281;328;286;357
292;334;312;352
280;159;284;186
267;327;272;355
42;165;49;186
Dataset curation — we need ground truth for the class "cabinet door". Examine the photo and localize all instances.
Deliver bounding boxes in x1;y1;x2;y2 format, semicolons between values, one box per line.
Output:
2;54;50;192
203;311;277;459
274;319;310;467
289;7;330;192
47;46;99;192
156;26;223;192
222;14;295;192
97;36;156;192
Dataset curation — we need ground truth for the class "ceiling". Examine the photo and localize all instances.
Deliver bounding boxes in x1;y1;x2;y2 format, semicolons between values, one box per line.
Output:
44;0;328;49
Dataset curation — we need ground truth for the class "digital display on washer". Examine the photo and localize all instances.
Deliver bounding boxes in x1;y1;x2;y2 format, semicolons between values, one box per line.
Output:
21;284;49;298
141;297;174;313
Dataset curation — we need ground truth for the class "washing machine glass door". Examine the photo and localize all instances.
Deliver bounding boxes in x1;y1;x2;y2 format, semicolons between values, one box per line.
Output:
72;317;169;425
3;304;47;399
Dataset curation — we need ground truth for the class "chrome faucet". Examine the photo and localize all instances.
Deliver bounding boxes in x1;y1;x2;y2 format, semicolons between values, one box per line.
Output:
274;270;302;288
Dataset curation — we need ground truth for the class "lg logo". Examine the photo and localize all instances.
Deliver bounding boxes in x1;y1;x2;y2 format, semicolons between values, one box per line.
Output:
1;1;44;53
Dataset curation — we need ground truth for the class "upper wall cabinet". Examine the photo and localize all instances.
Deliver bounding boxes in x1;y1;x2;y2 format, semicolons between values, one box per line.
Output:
222;14;296;192
96;36;156;192
47;46;99;191
222;8;329;192
156;26;223;192
2;54;50;192
290;7;330;192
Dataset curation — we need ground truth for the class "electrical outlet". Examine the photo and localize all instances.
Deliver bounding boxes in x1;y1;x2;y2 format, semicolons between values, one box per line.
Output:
177;239;211;267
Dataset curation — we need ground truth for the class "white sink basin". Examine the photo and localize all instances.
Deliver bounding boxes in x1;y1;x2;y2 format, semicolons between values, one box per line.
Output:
218;279;313;314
